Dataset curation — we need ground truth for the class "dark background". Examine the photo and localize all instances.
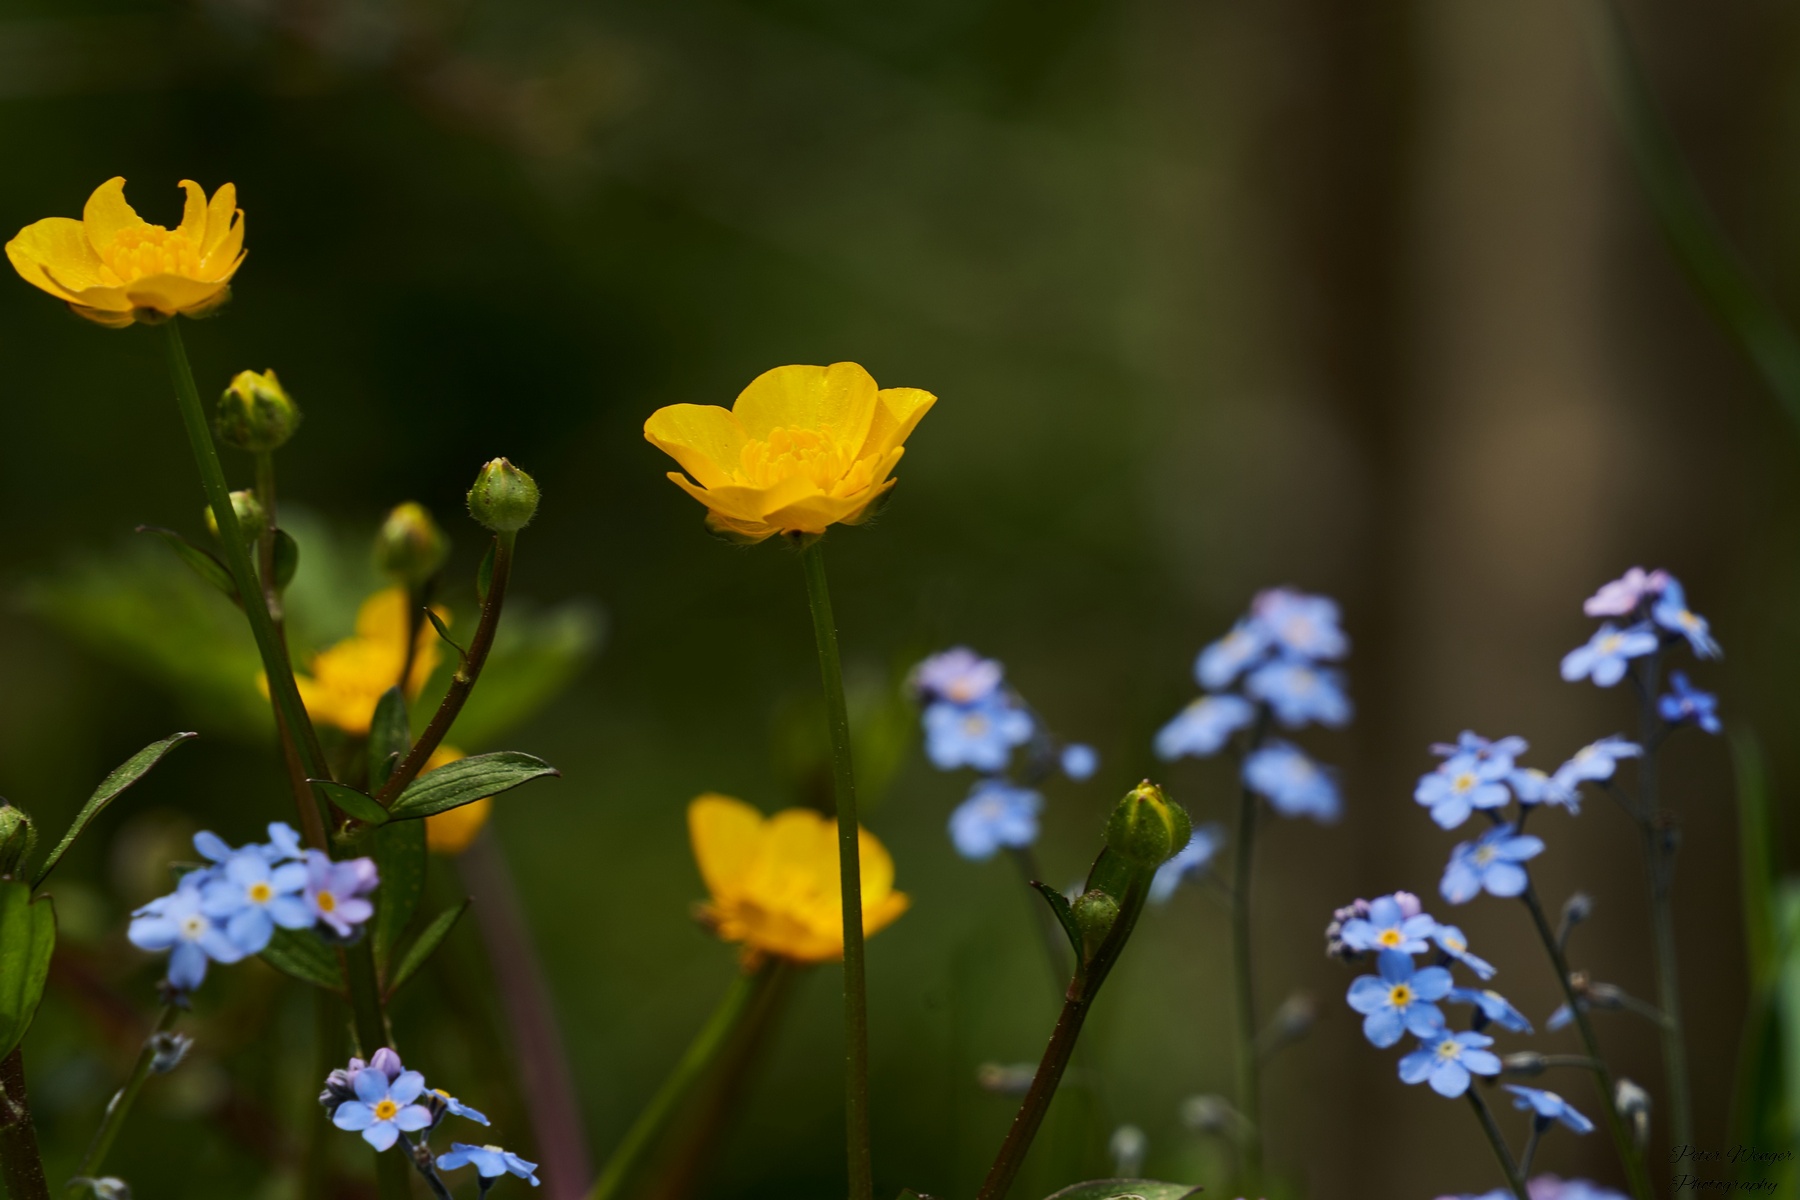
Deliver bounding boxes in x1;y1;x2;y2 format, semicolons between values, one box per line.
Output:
0;1;1794;1197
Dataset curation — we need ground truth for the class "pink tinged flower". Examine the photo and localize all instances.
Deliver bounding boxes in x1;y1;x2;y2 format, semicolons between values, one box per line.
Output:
331;1064;432;1152
1582;567;1670;618
304;849;378;938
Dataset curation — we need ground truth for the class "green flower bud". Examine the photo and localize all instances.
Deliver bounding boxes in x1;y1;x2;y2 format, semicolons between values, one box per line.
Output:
1071;888;1120;949
375;502;450;585
1104;780;1192;869
466;458;540;533
204;489;266;547
216;369;302;452
0;805;36;879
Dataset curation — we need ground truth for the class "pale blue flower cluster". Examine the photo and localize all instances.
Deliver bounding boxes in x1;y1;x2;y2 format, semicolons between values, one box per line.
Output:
1157;587;1349;823
127;823;378;993
1440;1176;1626;1200
1567;566;1723;733
910;647;1098;861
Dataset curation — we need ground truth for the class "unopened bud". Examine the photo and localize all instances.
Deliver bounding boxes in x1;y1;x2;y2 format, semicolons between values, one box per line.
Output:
1615;1078;1651;1150
216;369;301;452
975;1062;1036;1096
1502;1051;1548;1077
0;806;35;879
1562;892;1594;926
466;458;539;533
1104;780;1192;869
1072;889;1121;953
1178;1093;1245;1138
148;1031;193;1075
1268;992;1317;1042
69;1180;131;1200
204;490;265;546
1109;1125;1147;1177
375;502;450;585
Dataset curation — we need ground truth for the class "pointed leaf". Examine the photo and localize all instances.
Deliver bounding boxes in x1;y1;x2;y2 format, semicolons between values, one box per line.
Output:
35;732;197;888
1042;1182;1202;1200
369;688;411;794
1030;880;1083;959
0;883;55;1061
308;779;389;827
260;927;345;994
385;898;471;1000
387;751;559;822
136;525;236;600
373;819;427;977
272;528;300;592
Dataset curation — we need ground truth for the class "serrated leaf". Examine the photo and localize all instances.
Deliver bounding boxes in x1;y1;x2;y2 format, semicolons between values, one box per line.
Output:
136;525;236;600
387;751;559;822
386;898;470;1000
373;820;427;976
273;528;299;591
1042;1181;1202;1200
0;883;55;1061
309;780;389;827
35;732;197;888
260;927;345;994
1030;880;1083;959
369;688;410;794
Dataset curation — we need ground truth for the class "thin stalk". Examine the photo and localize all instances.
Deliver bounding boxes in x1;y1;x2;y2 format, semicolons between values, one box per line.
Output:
1465;1088;1529;1200
1520;884;1653;1200
587;964;780;1200
374;532;515;806
1519;1122;1544;1180
301;990;343;1200
1635;653;1693;1149
797;539;872;1200
1230;781;1262;1184
0;1047;50;1200
162;321;331;846
66;1005;177;1191
975;875;1149;1200
1008;846;1073;985
343;943;410;1200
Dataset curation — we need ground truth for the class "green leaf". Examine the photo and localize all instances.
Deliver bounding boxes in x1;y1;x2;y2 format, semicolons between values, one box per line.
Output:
387;751;559;822
272;528;300;592
135;525;237;600
0;883;55;1062
373;819;427;976
1083;847;1138;908
260;926;345;994
1031;880;1082;959
386;898;471;999
369;688;410;794
309;779;389;827
35;732;197;888
1042;1182;1201;1200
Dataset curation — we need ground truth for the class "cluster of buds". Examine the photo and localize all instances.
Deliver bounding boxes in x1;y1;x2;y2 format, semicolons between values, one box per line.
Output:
1324;891;1424;964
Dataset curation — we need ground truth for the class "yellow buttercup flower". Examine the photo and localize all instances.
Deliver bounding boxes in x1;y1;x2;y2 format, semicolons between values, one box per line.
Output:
422;746;493;855
644;362;935;543
688;794;909;964
6;177;245;327
271;587;445;736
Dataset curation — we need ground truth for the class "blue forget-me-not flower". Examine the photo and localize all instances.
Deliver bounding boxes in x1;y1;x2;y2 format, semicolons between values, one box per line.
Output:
330;1058;433;1152
1346;949;1452;1048
1659;671;1721;735
1338;894;1437;955
1244;659;1351;729
924;695;1034;772
1549;736;1642;799
200;850;312;955
1448;986;1533;1034
1560;622;1659;687
1430;925;1496;980
1415;752;1513;830
1651;579;1721;660
437;1143;542;1187
1441;824;1545;904
910;647;1005;706
1398;1030;1502;1098
1505;1085;1594;1134
948;780;1043;861
1155;694;1255;761
1243;741;1341;823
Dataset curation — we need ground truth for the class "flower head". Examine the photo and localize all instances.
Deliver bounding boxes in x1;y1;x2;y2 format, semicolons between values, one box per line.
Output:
1242;740;1340;822
1505;1085;1594;1134
1583;567;1670;618
1347;949;1452;1047
1244;659;1351;729
1148;824;1227;904
1428;732;1528;768
6;177;244;327
1658;671;1721;735
429;1087;491;1127
910;648;1004;706
436;1143;541;1186
1338;894;1438;955
1154;694;1255;761
1560;622;1658;687
1550;736;1642;798
923;695;1033;772
1415;753;1512;830
1441;824;1545;904
1651;579;1721;659
1399;1030;1502;1097
1060;743;1098;781
1252;588;1349;661
1508;767;1578;811
279;588;446;735
304;850;379;939
689;794;907;963
1449;986;1533;1033
128;882;245;991
948;780;1042;861
1195;621;1270;690
1431;925;1497;980
199;849;312;955
644;363;935;542
330;1061;432;1152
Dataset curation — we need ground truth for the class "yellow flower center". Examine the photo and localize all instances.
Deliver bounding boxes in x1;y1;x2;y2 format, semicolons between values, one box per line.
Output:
1389;983;1414;1007
248;882;273;904
1598;634;1623;655
99;224;204;284
735;426;875;495
1473;846;1497;866
1452;772;1476;793
181;915;206;938
1378;929;1403;948
316;891;338;913
1437;1039;1462;1060
962;715;989;736
1444;935;1465;952
1679;611;1700;630
373;1099;399;1121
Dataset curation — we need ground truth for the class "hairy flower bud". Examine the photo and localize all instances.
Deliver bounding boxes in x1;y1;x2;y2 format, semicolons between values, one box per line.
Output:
1615;1078;1651;1150
216;369;301;452
0;805;35;879
1104;780;1192;870
466;458;540;533
375;502;450;585
204;490;266;547
1503;1051;1548;1077
1072;888;1121;953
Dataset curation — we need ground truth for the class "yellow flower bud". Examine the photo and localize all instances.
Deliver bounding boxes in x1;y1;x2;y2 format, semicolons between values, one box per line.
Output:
375;502;450;586
1104;780;1192;870
466;458;539;533
217;369;302;452
204;489;266;547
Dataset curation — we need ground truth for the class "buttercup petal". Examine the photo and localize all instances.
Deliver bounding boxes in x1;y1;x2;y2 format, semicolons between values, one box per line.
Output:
688;795;767;901
82;177;143;249
202;182;240;259
730;362;879;448
644;404;748;490
175;180;207;244
122;272;231;315
667;474;766;524
6;217;112;299
859;387;936;459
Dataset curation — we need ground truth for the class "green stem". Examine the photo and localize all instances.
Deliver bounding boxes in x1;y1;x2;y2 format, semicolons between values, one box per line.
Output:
342;945;410;1200
1230;781;1263;1185
1520;884;1653;1200
1465;1088;1529;1200
0;1047;50;1200
1636;654;1693;1150
587;964;782;1200
797;539;872;1200
66;1006;177;1191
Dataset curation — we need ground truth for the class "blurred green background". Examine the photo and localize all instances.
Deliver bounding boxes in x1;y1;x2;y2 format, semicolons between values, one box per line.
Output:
2;0;1798;1197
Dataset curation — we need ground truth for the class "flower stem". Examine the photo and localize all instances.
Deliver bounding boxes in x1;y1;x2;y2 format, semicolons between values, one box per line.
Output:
797;539;873;1200
1635;653;1693;1150
0;1047;50;1200
1230;780;1263;1186
1465;1087;1529;1200
341;945;410;1200
1520;883;1653;1200
586;963;782;1200
66;1005;177;1191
